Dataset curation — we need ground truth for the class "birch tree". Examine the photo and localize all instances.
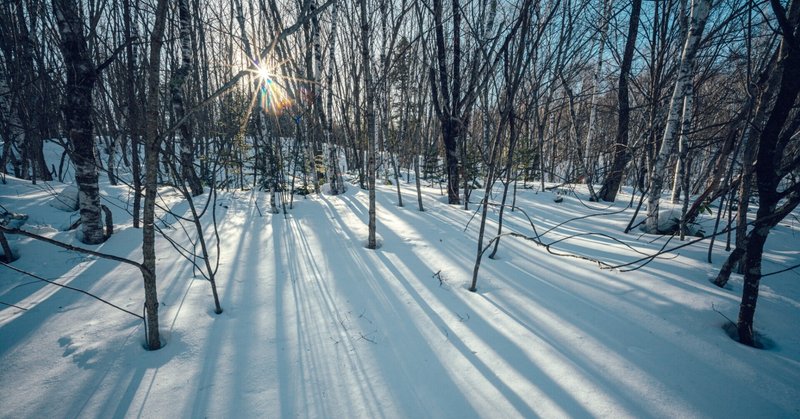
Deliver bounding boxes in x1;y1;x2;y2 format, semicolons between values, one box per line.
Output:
325;0;345;195
52;0;107;245
582;0;611;197
171;0;203;197
645;0;712;233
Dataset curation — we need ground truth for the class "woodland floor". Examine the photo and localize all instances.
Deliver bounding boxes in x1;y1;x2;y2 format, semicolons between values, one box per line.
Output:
1;173;799;418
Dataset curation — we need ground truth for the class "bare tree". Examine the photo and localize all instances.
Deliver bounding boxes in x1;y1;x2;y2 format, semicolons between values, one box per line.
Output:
361;0;377;249
729;0;800;347
52;0;107;245
598;0;643;202
140;0;170;351
645;0;712;234
582;0;611;197
470;0;534;292
171;0;204;197
430;0;464;205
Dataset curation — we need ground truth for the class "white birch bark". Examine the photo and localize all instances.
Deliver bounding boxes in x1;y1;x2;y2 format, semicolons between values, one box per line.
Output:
259;111;280;213
310;0;325;189
671;83;693;203
325;1;343;194
172;0;203;196
53;0;106;245
546;111;555;182
646;0;712;233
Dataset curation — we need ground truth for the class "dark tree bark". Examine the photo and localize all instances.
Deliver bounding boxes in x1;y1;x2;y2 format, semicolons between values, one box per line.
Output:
0;61;22;177
361;0;377;249
0;231;15;262
735;0;800;346
5;2;51;183
470;1;532;292
431;0;462;205
141;0;170;351
52;0;106;245
598;0;642;202
123;0;143;229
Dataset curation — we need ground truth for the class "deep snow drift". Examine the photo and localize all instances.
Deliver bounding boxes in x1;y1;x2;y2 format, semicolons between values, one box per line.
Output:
1;173;799;418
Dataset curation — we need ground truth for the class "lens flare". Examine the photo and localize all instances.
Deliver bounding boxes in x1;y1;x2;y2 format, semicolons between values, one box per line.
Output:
255;64;291;113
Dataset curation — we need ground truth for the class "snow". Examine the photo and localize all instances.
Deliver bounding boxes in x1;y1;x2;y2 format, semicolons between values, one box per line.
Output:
1;174;799;418
49;185;79;212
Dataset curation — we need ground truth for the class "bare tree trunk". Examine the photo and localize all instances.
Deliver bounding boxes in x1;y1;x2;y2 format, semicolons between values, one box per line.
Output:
172;0;203;197
414;152;424;211
736;0;800;346
431;0;461;205
361;0;377;249
52;0;106;245
0;231;16;262
310;0;326;192
141;0;170;351
679;152;692;240
598;0;642;202
734;127;757;271
677;82;695;240
471;113;506;292
255;102;279;212
488;105;520;260
470;1;532;291
646;0;711;233
561;77;598;200
415;70;432;212
671;83;693;204
583;0;610;194
123;0;142;228
105;135;119;186
326;1;343;195
0;63;22;177
733;0;758;273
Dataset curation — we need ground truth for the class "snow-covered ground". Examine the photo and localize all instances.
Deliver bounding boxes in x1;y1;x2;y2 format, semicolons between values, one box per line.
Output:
1;173;799;418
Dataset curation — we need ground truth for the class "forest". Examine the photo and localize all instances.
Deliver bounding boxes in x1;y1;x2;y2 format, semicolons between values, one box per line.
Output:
1;0;800;417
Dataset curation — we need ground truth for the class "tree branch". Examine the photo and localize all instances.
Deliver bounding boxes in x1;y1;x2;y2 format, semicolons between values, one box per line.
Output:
0;226;151;277
770;0;799;51
0;260;143;320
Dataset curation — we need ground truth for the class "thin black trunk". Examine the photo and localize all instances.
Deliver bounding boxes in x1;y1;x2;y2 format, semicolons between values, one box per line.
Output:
598;0;642;202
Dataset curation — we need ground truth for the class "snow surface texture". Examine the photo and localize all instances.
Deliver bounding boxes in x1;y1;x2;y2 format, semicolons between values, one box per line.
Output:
1;174;800;418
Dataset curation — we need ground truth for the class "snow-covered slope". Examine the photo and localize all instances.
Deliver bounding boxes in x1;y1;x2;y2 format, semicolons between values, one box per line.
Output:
1;176;799;418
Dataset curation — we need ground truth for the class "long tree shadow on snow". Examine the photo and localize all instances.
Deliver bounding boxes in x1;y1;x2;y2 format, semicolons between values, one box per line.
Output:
320;192;593;417
320;187;799;417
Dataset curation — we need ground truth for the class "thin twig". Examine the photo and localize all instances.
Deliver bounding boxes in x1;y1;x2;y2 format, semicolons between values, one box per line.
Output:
762;262;800;277
0;301;28;311
0;226;151;277
712;303;736;327
0;261;143;320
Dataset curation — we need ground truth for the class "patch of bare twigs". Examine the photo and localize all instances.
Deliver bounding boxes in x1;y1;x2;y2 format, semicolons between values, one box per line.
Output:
468;198;789;275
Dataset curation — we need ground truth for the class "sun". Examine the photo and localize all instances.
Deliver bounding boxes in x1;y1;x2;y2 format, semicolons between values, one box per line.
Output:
257;65;273;84
253;63;291;113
